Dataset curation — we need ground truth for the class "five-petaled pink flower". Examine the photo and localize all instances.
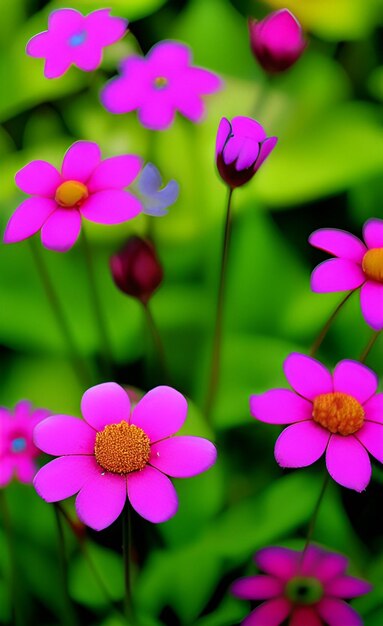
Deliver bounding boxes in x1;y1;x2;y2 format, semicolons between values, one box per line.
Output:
26;8;127;79
232;545;371;626
310;220;383;330
248;9;306;74
33;383;217;530
0;401;50;487
101;40;222;130
4;141;142;252
250;353;383;492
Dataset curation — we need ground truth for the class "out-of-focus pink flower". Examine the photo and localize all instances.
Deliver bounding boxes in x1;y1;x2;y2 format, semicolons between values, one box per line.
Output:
232;545;371;626
101;40;222;130
110;236;163;304
248;9;306;74
216;116;277;188
33;383;217;530
310;221;383;330
4;141;142;252
250;353;383;492
0;402;50;487
26;8;127;79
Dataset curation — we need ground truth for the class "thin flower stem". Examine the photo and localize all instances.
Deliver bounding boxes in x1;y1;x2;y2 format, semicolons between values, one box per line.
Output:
80;229;114;378
142;302;169;382
300;473;330;568
122;504;136;624
0;490;23;626
29;238;91;388
359;331;381;363
309;291;354;357
204;187;234;420
53;504;79;626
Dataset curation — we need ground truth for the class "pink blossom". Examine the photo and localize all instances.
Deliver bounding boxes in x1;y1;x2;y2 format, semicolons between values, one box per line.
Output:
250;353;383;492
0;402;50;487
26;8;127;79
216;116;277;188
232;545;371;626
248;9;306;74
33;383;217;530
310;221;383;330
101;40;222;130
4;141;142;252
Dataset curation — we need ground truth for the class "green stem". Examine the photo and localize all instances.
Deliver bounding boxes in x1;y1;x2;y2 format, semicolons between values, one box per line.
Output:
80;229;114;378
300;473;330;567
142;302;168;382
122;504;135;624
359;331;381;363
53;504;78;626
309;291;354;357
204;187;234;420
0;491;22;626
29;238;91;388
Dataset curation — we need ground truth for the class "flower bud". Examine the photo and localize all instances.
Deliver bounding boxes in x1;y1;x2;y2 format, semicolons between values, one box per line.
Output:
110;236;163;304
248;9;306;74
216;116;277;188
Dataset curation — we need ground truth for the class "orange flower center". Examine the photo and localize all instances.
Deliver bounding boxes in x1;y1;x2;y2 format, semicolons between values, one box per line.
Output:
55;180;89;208
362;248;383;283
312;392;365;436
154;76;168;89
94;422;150;474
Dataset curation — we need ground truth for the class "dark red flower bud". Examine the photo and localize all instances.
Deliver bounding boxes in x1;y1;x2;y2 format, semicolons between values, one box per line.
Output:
110;236;163;304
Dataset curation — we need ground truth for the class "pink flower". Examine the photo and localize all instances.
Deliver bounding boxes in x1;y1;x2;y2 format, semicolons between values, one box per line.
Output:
248;9;306;74
101;40;222;130
310;221;383;330
33;383;217;530
26;8;127;79
232;545;371;626
250;353;383;492
0;401;50;487
4;141;142;252
110;236;163;304
216;117;277;188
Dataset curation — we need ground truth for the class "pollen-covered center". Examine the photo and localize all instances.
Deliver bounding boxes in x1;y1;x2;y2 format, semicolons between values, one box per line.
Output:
154;76;168;89
94;422;150;474
362;248;383;283
55;180;89;208
312;392;365;436
285;576;323;606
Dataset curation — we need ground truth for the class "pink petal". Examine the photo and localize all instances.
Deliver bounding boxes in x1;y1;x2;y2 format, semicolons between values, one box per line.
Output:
131;386;188;442
76;472;127;531
224;136;259;168
326;435;371;492
61;141;101;183
84;9;127;46
290;607;322;626
355;422;383;462
41;208;82;252
255;547;299;580
262;9;303;51
300;545;326;576
73;45;103;73
148;41;191;72
4;198;56;244
325;576;372;598
44;56;73;80
149;436;216;477
14;457;36;484
101;58;148;114
185;67;222;93
15;161;62;197
310;259;365;292
231;116;267;142
250;389;312;424
360;281;383;330
176;93;205;124
87;155;142;193
48;8;84;34
127;465;178;523
314;553;348;582
34;456;99;502
364;394;383;424
363;218;383;249
309;229;366;263
275;421;329;468
283;353;333;400
81;383;131;431
138;99;175;131
317;598;363;626
26;31;51;58
34;415;96;455
0;458;13;487
80;190;142;224
216;118;231;156
231;575;283;600
254;137;278;171
242;598;291;626
333;360;378;404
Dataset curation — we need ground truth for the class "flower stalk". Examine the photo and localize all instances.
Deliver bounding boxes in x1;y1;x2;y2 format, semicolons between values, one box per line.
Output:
309;291;354;357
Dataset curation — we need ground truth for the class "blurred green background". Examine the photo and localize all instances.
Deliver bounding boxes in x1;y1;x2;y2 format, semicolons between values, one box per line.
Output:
1;0;383;624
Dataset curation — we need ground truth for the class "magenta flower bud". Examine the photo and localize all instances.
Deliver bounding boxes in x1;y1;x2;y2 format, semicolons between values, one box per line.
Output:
248;9;306;74
110;236;163;304
216;116;277;188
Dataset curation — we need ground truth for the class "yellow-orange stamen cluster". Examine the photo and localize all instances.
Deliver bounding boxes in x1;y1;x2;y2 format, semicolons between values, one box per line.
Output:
55;180;89;208
94;422;150;474
362;248;383;283
154;76;168;89
312;392;365;436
